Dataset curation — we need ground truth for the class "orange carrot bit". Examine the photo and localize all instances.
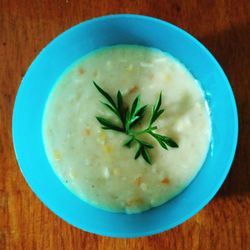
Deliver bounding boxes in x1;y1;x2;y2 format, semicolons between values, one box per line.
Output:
134;176;143;186
161;177;170;185
128;86;138;95
78;68;85;75
82;128;91;136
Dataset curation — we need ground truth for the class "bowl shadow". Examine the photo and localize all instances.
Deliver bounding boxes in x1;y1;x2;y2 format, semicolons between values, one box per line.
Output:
198;22;250;197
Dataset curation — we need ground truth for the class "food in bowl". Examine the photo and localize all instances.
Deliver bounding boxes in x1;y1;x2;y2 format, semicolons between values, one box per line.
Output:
43;45;211;213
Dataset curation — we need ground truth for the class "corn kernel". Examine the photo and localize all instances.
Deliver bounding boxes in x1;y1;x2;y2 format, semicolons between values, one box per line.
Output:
165;74;171;81
127;198;144;206
53;150;62;161
127;64;133;71
112;169;120;176
78;68;85;75
104;144;113;153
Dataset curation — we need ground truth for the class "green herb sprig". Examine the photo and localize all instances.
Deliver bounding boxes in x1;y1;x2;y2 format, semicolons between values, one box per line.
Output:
93;81;178;164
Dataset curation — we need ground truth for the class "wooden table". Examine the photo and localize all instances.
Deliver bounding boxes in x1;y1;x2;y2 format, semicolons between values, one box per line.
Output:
1;0;249;249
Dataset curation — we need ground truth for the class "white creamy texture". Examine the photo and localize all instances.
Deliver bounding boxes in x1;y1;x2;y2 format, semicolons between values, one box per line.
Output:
43;45;211;213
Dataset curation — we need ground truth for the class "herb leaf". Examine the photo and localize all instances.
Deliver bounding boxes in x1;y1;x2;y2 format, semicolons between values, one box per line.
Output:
161;136;179;148
93;82;178;164
93;81;116;108
150;92;165;125
136;105;147;117
137;139;154;149
148;131;179;150
96;117;123;132
126;95;147;129
141;146;152;165
116;90;123;116
101;102;119;117
130;95;141;117
151;109;165;124
154;92;162;111
134;145;142;159
130;105;147;128
124;137;134;148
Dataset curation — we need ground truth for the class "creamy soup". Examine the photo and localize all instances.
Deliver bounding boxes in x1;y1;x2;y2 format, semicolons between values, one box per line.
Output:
43;45;211;214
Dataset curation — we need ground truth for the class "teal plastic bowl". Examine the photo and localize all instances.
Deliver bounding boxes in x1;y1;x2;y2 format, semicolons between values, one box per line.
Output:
12;14;238;238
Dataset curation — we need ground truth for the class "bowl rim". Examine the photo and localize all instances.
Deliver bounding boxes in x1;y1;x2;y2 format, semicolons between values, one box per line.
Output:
12;14;239;238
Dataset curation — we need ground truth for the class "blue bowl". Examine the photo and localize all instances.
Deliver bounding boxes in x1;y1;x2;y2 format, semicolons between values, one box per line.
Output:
12;14;238;238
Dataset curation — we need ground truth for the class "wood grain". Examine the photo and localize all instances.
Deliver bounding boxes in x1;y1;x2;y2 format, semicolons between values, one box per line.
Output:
0;0;249;249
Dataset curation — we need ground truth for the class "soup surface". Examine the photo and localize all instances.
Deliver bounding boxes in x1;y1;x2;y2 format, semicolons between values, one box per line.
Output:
43;45;211;213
